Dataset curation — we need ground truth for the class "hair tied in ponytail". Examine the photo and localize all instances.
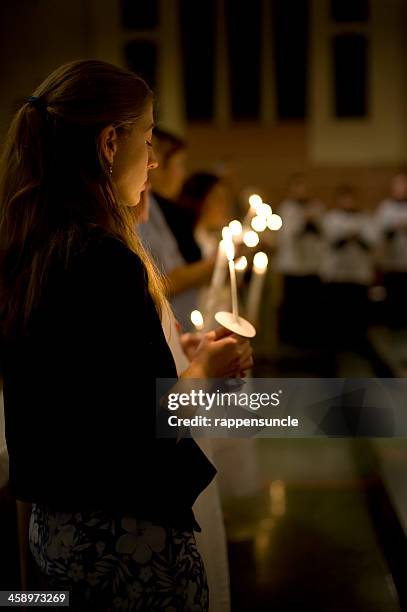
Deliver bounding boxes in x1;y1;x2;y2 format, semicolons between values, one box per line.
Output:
26;95;47;113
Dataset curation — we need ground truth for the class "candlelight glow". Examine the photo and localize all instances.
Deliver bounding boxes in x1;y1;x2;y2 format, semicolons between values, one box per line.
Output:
269;480;286;517
253;251;268;271
249;194;263;210
229;219;243;236
222;226;232;242
251;215;268;232
224;238;235;261
234;256;248;271
261;203;272;218
190;310;204;330
243;230;260;248
268;214;283;231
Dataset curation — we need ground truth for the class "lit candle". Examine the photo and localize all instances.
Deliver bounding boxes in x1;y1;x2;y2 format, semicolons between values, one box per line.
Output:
204;227;231;327
246;251;268;323
190;310;204;331
268;213;283;231
223;231;239;322
243;229;260;248
205;239;227;312
234;256;248;272
229;219;243;244
234;256;247;285
242;194;263;231
249;194;263;210
251;215;268;233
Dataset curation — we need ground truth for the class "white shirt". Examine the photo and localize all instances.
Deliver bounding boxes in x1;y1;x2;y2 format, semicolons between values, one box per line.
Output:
276;199;324;275
375;199;407;272
320;209;377;285
138;195;198;331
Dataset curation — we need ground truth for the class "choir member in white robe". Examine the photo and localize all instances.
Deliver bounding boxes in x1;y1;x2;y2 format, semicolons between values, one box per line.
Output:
375;172;407;327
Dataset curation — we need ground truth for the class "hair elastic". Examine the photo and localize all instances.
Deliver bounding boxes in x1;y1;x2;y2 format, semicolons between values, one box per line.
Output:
26;95;46;112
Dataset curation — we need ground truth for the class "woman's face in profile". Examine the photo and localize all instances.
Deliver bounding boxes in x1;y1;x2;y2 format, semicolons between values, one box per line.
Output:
112;102;157;207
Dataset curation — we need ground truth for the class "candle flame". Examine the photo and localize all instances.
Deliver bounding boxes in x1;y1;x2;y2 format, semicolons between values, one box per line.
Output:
222;226;232;241
268;214;283;231
249;194;263;209
269;480;286;517
234;256;248;271
253;251;268;271
243;230;260;248
190;310;204;330
224;238;235;261
261;203;272;218
251;215;268;232
229;219;243;236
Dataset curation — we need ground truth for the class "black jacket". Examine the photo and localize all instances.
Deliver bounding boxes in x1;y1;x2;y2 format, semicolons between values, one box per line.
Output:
3;230;215;528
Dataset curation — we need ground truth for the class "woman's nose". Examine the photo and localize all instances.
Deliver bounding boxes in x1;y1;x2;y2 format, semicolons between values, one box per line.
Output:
148;147;159;170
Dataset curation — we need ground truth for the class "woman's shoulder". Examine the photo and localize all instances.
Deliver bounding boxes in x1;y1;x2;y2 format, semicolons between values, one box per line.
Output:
70;227;145;278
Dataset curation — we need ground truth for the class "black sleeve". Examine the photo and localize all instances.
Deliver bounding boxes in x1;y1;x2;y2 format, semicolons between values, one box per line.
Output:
61;235;177;440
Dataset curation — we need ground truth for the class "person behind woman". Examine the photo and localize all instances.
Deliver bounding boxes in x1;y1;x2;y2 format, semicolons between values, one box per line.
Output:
139;131;216;331
0;60;252;611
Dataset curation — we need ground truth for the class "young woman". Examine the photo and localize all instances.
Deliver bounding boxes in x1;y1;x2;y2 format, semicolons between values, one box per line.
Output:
0;60;252;610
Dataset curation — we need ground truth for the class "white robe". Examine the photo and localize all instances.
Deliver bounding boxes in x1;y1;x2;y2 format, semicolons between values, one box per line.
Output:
320;209;377;285
375;199;407;272
276;199;324;276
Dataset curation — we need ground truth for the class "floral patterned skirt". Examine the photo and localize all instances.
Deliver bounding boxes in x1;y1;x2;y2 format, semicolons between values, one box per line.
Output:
29;504;208;611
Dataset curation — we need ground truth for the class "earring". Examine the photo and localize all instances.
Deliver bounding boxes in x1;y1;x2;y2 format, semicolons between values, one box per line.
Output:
109;164;113;176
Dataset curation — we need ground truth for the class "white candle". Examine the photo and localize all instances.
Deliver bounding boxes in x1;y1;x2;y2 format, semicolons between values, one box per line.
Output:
234;256;247;285
229;219;243;237
229;219;243;245
204;228;231;328
205;239;227;310
222;234;239;322
246;251;268;323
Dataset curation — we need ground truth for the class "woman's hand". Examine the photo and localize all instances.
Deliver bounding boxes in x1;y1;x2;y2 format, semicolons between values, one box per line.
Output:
180;332;202;362
182;327;253;379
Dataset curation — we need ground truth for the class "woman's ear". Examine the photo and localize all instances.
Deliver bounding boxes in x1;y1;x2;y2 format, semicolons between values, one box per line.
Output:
99;125;118;165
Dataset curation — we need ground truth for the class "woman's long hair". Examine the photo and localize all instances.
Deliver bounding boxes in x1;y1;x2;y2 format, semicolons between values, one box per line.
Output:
0;59;166;339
